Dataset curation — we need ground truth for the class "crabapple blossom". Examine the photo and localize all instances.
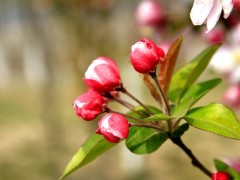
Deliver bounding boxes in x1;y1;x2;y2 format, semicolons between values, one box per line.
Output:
230;23;240;46
130;38;165;73
84;57;121;92
203;27;225;44
229;65;240;84
223;157;240;173
211;172;229;180
136;0;164;27
190;0;233;32
223;85;240;108
73;89;105;120
227;158;240;173
96;113;129;143
209;46;235;74
233;0;240;10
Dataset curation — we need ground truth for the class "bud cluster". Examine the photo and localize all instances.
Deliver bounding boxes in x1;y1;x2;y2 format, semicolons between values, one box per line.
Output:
73;38;165;143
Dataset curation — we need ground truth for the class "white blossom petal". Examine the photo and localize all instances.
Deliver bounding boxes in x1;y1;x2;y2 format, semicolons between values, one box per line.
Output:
230;65;240;84
222;0;233;18
190;0;214;25
206;0;223;32
209;46;235;74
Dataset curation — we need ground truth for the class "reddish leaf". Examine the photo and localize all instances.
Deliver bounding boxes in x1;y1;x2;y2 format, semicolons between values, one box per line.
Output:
143;74;163;106
158;36;183;94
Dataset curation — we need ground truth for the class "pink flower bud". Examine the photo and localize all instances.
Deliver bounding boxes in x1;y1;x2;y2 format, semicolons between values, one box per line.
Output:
73;89;104;120
233;0;240;11
136;0;164;27
203;28;225;44
211;172;229;180
223;85;240;108
130;38;165;73
96;113;129;143
84;57;121;92
225;158;240;173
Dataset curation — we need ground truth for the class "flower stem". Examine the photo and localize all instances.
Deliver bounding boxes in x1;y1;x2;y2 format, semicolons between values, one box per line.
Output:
112;96;147;118
149;71;172;132
150;72;171;115
169;136;212;178
118;86;154;115
107;108;146;123
106;108;165;132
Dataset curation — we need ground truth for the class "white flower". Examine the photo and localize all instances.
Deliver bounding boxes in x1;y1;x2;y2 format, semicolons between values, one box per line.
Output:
190;0;233;32
230;65;240;84
209;46;235;74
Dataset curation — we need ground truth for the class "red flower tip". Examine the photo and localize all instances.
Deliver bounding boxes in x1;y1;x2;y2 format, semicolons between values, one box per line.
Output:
130;38;164;73
136;0;164;27
73;89;104;121
203;28;225;44
84;57;121;92
96;113;129;143
212;172;229;180
223;85;240;109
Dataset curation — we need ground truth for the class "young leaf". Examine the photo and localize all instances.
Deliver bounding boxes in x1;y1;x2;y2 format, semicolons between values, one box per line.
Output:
169;44;220;103
143;74;163;106
126;105;162;123
184;103;240;140
172;97;193;117
61;134;116;179
144;113;174;122
172;123;190;138
214;159;240;179
158;36;183;94
126;126;168;154
179;78;222;105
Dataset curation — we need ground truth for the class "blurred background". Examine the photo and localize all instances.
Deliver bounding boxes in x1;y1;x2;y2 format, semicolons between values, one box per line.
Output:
0;0;240;180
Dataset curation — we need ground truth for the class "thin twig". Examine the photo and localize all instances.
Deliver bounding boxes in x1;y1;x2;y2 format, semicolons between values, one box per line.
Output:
169;136;212;178
119;86;154;115
112;96;147;118
149;71;173;132
150;72;171;115
107;108;146;124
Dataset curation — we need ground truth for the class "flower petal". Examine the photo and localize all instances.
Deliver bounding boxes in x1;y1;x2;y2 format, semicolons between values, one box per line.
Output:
190;0;215;25
222;0;233;18
206;0;223;32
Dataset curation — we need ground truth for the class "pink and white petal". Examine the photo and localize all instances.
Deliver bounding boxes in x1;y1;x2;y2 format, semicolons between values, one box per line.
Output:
190;0;215;25
222;0;234;18
108;116;129;138
101;130;120;143
206;0;223;32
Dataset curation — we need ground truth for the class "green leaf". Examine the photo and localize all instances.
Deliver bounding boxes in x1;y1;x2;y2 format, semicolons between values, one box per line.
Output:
126;105;162;123
169;45;220;103
61;134;116;179
180;78;222;105
172;97;193;117
144;113;174;122
125;126;168;154
214;159;240;179
184;103;240;140
172;79;221;117
172;123;190;138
